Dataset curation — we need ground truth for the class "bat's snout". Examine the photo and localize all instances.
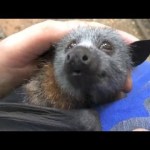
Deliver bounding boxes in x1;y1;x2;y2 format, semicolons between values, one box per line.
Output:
64;46;98;77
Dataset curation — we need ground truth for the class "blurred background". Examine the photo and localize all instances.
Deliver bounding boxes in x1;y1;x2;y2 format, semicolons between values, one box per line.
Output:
1;19;150;39
0;19;150;59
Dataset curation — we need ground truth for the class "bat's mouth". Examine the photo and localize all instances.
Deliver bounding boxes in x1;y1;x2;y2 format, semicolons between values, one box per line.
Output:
72;70;82;76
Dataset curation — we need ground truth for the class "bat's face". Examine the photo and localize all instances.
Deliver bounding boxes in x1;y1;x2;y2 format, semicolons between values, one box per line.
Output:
53;26;132;107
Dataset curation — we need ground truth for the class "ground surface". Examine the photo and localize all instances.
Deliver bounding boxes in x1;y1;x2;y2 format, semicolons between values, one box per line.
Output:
0;19;145;38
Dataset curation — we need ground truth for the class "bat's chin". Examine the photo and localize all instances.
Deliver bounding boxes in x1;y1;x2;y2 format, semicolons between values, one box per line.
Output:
66;73;97;91
64;64;100;90
82;82;125;107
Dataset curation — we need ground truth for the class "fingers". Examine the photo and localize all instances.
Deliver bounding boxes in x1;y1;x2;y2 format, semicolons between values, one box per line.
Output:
65;20;139;43
0;20;104;68
133;128;149;131
122;70;132;93
118;30;139;44
0;20;70;68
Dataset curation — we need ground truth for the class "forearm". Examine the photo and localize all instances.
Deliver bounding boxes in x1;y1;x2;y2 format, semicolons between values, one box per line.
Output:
0;64;36;98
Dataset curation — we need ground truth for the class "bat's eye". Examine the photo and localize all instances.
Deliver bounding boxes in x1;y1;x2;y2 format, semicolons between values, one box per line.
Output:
100;41;113;54
67;40;77;49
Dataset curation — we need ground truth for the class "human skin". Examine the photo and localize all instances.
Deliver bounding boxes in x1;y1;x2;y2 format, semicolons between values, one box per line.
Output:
0;20;138;97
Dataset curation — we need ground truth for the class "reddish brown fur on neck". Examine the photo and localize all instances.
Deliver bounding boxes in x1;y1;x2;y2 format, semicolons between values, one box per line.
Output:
41;63;75;109
25;62;77;109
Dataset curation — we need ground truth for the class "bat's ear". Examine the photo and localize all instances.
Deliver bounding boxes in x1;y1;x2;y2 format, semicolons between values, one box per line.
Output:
129;40;150;67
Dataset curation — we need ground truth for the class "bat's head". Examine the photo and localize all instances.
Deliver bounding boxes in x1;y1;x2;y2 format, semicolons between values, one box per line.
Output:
51;26;150;108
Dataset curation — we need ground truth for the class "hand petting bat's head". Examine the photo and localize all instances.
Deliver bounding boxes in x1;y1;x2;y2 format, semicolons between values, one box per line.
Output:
52;26;150;107
25;26;150;109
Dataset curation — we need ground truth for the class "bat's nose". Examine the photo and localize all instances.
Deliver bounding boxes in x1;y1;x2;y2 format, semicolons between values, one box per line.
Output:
65;46;92;66
64;46;99;77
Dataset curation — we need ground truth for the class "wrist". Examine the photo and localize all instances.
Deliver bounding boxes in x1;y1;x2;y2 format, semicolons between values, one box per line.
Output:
0;64;37;98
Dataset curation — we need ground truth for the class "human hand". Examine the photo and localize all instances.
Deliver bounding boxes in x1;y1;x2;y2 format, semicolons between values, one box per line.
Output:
0;19;139;97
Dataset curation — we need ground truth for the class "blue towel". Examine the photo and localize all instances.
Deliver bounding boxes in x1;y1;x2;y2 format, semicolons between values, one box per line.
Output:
97;61;150;131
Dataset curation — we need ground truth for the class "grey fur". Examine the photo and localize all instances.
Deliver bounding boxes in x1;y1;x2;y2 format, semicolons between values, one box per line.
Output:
53;26;131;107
25;26;132;109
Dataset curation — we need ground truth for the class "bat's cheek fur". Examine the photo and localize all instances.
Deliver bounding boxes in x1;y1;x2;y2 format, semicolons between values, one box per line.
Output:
54;53;129;107
24;26;134;110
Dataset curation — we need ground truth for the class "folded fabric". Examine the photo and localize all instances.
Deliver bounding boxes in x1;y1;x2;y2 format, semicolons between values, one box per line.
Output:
97;61;150;131
1;61;150;131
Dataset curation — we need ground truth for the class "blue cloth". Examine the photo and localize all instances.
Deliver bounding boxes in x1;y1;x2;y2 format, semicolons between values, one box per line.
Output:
97;61;150;131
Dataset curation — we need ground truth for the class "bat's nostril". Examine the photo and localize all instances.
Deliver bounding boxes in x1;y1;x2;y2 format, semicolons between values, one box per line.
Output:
82;55;88;61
